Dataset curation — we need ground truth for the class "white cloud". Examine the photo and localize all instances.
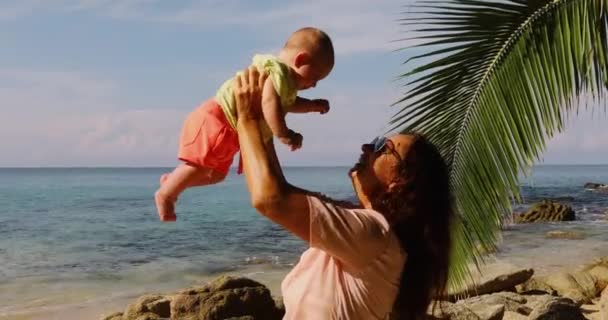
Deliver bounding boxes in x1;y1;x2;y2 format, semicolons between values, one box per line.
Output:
1;0;419;55
0;67;399;167
0;68;182;166
2;71;607;167
277;86;399;166
2;66;605;167
0;0;44;20
0;109;182;167
0;68;117;112
149;0;418;55
541;106;608;164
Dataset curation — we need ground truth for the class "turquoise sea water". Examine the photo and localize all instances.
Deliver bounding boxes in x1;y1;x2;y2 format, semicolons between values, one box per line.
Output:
1;166;608;319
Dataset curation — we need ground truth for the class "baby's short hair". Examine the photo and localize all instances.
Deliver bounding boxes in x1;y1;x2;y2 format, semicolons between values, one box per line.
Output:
284;27;334;69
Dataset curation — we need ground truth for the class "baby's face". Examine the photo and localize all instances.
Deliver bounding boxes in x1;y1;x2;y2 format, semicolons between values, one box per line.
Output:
292;58;333;90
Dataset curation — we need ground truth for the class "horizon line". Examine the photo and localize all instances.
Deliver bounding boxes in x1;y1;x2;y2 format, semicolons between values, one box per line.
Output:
1;163;608;169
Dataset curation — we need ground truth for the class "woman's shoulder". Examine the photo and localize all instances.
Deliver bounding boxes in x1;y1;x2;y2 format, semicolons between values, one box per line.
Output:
306;192;391;232
306;191;360;209
305;192;400;273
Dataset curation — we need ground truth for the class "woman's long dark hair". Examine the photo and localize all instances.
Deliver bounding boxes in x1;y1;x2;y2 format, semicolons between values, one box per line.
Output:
372;134;454;320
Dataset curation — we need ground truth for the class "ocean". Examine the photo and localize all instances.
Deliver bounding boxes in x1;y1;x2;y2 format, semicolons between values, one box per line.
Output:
1;166;608;319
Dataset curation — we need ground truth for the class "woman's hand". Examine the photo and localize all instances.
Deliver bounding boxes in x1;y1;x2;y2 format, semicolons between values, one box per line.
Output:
233;66;268;121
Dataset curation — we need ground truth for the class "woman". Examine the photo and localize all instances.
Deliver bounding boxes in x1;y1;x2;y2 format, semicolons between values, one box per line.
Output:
233;67;454;320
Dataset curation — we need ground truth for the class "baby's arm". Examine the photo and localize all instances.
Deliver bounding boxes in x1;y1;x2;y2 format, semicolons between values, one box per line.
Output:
288;96;330;114
262;79;302;150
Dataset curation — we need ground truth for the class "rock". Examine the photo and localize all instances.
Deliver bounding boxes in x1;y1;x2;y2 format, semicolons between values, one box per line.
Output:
457;292;531;314
581;302;602;320
548;196;575;202
584;182;606;189
447;292;590;320
503;310;528;320
112;276;283;320
582;256;608;292
274;297;285;317
528;297;585;319
171;276;283;320
545;230;585;240
600;286;608;320
122;295;171;320
517;278;557;296
449;268;534;300
429;302;481;319
467;304;504;320
519;272;599;305
583;182;606;190
584;182;608;194
514;200;575;223
101;312;123;320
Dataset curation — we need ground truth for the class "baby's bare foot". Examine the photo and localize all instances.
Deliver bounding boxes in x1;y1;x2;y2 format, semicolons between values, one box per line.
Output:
155;190;176;222
160;173;170;185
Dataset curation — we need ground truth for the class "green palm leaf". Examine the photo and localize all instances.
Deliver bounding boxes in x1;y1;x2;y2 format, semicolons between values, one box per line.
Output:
393;0;608;291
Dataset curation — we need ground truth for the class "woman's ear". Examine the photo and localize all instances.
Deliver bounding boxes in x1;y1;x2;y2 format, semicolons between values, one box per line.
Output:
294;52;310;68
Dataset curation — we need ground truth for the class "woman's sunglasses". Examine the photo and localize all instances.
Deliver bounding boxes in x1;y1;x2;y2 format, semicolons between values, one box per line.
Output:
370;136;402;161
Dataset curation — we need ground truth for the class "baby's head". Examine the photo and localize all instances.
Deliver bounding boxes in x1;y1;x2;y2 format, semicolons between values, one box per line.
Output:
280;27;334;90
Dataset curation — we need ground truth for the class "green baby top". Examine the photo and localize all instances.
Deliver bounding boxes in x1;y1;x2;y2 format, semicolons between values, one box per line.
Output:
215;54;298;141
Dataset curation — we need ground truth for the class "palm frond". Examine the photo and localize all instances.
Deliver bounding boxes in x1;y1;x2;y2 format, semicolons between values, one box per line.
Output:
393;0;608;291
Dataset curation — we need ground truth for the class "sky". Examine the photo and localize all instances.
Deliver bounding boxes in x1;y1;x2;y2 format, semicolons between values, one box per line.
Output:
0;0;606;167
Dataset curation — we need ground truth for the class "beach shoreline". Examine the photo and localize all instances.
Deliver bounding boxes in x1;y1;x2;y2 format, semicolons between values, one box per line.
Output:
4;225;608;320
1;265;291;320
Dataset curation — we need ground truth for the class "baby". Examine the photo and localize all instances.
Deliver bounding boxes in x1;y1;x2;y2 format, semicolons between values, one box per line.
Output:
155;27;335;221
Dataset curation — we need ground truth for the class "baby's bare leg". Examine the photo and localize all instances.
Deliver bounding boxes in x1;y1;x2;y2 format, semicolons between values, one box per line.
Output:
155;164;226;222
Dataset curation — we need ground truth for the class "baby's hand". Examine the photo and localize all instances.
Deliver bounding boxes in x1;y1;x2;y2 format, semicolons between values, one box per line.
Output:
279;130;303;151
311;99;330;114
289;132;303;151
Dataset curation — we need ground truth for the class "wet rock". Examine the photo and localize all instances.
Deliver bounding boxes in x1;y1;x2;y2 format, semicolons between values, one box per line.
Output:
584;182;608;194
548;196;575;202
514;200;575;223
545;230;585;240
585;182;607;189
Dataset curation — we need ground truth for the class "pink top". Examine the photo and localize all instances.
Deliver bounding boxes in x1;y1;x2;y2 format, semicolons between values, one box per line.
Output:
281;196;407;320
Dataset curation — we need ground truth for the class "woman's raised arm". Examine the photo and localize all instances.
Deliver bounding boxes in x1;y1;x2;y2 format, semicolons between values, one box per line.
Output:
233;67;312;242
